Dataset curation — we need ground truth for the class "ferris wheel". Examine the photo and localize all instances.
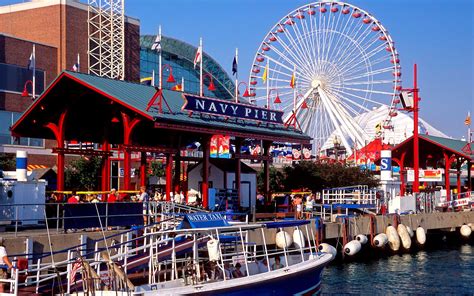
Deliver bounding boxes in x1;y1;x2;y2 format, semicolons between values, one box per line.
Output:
248;1;401;155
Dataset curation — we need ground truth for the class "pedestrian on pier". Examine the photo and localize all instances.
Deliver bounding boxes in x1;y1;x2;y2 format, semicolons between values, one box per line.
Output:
0;237;14;293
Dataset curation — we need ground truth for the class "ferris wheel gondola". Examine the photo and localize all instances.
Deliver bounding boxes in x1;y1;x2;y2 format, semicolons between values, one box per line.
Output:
248;1;402;155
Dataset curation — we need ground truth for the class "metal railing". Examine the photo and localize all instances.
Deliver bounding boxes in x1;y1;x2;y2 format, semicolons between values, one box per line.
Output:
0;201;207;236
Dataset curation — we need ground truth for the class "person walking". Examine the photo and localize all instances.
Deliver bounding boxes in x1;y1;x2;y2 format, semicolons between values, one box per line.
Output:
137;186;149;225
0;237;14;293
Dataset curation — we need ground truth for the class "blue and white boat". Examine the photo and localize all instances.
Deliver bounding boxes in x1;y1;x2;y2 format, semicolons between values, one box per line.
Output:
131;214;334;295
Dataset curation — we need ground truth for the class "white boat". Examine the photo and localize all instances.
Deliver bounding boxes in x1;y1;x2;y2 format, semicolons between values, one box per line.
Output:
3;213;334;296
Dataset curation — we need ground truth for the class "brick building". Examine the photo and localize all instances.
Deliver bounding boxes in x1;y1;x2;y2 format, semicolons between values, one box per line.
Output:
0;0;140;177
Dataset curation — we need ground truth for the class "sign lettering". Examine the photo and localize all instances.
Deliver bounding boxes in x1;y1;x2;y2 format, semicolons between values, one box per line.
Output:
183;95;284;124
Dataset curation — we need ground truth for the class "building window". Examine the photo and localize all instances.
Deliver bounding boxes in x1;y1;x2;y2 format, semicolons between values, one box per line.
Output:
0;111;44;147
0;62;45;94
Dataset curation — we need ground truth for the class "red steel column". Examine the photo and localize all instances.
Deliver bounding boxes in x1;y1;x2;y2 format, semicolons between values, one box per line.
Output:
456;160;461;196
413;64;420;193
174;154;181;193
235;138;242;207
45;111;67;196
121;112;140;191
166;153;173;201
202;137;211;208
101;141;110;191
468;161;472;191
443;152;451;202
140;152;147;188
263;141;271;204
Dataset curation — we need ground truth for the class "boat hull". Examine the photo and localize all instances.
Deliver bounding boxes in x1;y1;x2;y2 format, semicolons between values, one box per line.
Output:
136;253;333;296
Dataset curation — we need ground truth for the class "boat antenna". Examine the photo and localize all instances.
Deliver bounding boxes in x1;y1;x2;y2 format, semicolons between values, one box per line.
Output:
43;208;64;294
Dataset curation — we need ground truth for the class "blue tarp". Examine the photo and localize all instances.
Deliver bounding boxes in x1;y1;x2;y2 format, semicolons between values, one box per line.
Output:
264;220;310;229
63;203;143;229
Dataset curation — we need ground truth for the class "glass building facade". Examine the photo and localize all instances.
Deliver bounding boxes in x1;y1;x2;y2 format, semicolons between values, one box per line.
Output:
140;35;235;100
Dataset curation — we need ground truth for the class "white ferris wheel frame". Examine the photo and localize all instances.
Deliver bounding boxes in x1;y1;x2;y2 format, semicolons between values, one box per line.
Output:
248;1;402;155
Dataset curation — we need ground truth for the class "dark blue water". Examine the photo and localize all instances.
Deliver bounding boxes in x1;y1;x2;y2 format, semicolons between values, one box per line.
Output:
320;243;474;295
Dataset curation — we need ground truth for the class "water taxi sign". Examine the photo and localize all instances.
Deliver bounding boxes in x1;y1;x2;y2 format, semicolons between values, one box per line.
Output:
182;94;284;124
179;212;230;229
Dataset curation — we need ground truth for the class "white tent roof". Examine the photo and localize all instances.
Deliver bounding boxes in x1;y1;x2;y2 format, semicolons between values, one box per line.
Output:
321;105;448;150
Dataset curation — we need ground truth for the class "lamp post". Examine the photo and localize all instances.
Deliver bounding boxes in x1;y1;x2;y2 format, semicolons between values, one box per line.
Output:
267;89;280;109
333;135;341;163
202;73;216;93
160;64;176;87
236;81;251;101
21;80;34;100
399;64;420;193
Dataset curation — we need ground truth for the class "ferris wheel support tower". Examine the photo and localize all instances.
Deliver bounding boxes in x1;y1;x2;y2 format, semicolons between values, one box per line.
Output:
88;0;125;80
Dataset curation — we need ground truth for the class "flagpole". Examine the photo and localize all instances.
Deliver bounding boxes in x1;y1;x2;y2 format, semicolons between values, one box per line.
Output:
235;47;238;103
32;44;36;99
159;25;162;89
199;37;203;97
266;59;269;108
468;111;471;143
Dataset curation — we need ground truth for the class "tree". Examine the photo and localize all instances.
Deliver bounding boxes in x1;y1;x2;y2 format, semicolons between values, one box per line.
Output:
148;160;165;177
65;156;102;190
257;166;285;193
0;153;15;171
282;161;379;192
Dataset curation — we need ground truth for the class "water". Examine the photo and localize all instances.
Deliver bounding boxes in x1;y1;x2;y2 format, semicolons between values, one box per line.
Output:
320;243;474;295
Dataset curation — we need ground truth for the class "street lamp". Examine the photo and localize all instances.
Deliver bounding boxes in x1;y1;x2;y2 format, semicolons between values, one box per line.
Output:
267;89;281;108
202;73;216;92
333;135;341;162
161;64;176;85
237;81;251;100
22;80;34;99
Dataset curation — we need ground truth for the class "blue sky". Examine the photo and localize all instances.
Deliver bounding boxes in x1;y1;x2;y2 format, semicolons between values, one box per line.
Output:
127;0;473;139
1;0;472;139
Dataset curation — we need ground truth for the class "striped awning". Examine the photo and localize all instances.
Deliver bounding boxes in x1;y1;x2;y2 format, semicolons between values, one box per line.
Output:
27;164;48;171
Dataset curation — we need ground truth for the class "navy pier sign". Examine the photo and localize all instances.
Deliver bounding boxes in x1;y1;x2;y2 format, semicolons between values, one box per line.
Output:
182;94;284;124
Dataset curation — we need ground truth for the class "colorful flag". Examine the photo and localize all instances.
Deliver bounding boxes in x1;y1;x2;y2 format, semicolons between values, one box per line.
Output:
465;112;471;126
194;45;202;69
27;51;35;70
262;64;268;83
72;53;80;72
69;259;82;285
151;31;162;52
232;55;238;76
290;72;296;88
140;77;153;86
171;84;182;91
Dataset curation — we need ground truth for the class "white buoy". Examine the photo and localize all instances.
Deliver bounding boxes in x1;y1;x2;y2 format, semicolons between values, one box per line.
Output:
386;225;400;251
460;225;472;238
397;224;412;250
207;238;220;262
373;233;388;247
406;226;414;238
356;234;368;245
275;230;293;249
416;227;426;245
318;243;337;257
344;240;362;256
293;228;305;249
